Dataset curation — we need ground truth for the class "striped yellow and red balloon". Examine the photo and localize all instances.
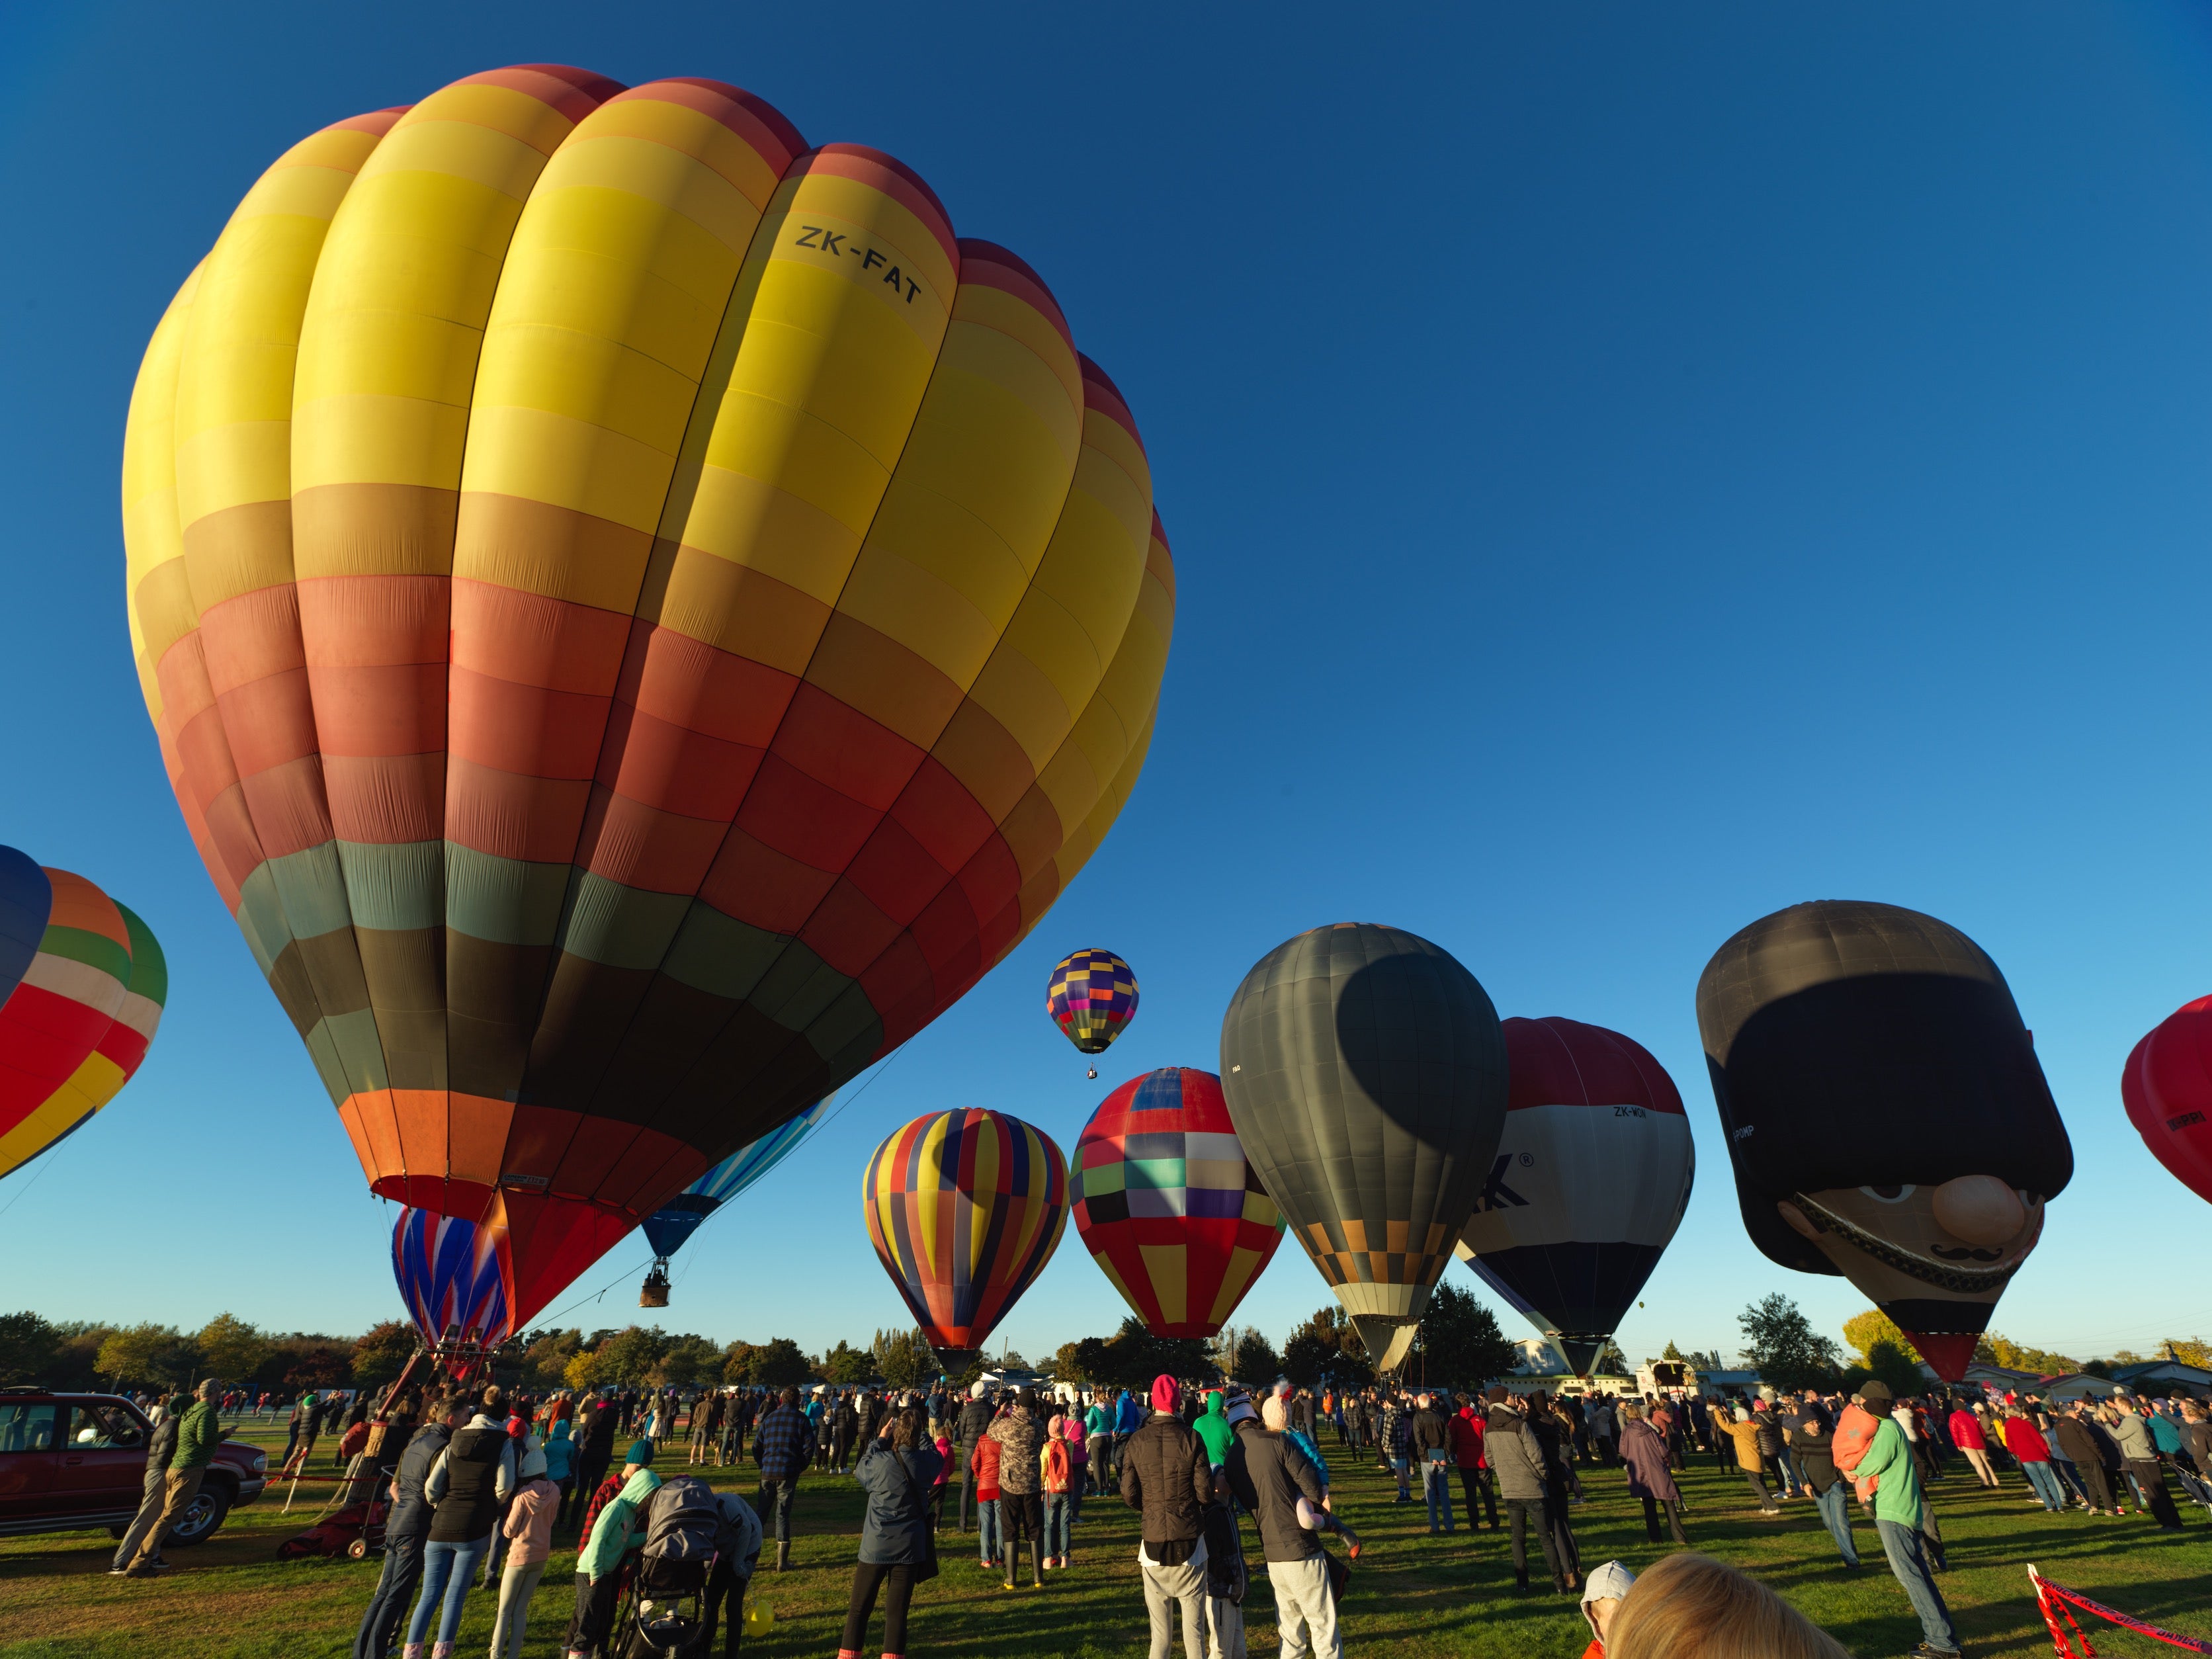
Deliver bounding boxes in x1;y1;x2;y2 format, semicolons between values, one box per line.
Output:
120;65;1173;1317
863;1107;1069;1367
0;848;169;1180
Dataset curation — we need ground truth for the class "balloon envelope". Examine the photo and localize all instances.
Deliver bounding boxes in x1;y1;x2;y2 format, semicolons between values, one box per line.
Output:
122;65;1175;1318
1070;1067;1285;1338
394;1203;517;1347
2121;1000;2212;1208
863;1107;1068;1367
1218;923;1508;1372
1048;949;1138;1056
1695;900;2070;1381
640;1091;837;1260
0;847;48;1012
0;869;167;1181
1455;1017;1693;1377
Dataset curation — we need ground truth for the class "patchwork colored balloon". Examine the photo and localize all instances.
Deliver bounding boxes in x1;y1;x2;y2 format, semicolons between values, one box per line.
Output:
120;65;1175;1320
1455;1017;1694;1377
641;1090;837;1281
393;1203;516;1347
2122;998;2212;1211
0;863;168;1181
863;1107;1068;1366
1048;949;1139;1056
1070;1067;1284;1339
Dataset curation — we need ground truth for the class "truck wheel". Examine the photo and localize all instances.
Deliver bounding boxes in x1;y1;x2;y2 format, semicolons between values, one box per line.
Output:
163;1485;231;1547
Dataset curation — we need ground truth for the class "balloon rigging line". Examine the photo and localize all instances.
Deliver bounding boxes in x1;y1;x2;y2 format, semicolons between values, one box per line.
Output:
0;1133;77;1227
527;1050;909;1331
669;1047;907;1292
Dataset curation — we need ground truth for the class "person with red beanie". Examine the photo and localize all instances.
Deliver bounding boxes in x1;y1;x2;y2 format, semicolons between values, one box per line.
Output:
1121;1374;1212;1659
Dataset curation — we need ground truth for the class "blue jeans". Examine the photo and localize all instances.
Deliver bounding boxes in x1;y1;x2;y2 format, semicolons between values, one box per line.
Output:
353;1531;424;1659
1043;1492;1072;1558
1774;1447;1803;1494
1422;1458;1454;1531
407;1534;489;1646
1812;1483;1858;1566
2050;1455;2089;1504
975;1498;1001;1562
1876;1517;1957;1652
2023;1460;2065;1511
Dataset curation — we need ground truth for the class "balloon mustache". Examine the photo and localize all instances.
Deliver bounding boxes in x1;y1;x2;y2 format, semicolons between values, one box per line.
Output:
1783;1189;2037;1293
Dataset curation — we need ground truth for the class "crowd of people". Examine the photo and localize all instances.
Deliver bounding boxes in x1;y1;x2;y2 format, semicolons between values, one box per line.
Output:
96;1360;2212;1658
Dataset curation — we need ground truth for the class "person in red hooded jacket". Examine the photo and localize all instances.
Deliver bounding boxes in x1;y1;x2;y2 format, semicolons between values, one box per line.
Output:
1449;1394;1497;1531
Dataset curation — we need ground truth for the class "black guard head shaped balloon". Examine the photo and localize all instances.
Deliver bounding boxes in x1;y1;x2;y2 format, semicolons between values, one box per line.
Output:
1218;922;1508;1372
1695;900;2072;1381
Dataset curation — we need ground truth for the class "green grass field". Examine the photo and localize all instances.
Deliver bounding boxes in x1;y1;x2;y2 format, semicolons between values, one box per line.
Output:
1;1416;2206;1658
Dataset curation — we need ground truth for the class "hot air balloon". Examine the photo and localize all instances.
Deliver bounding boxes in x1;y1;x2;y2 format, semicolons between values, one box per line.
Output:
863;1107;1068;1371
1453;1017;1694;1377
639;1091;836;1306
393;1204;516;1351
2122;1000;2212;1209
1070;1067;1285;1338
1049;949;1138;1078
1696;900;2071;1382
0;859;169;1181
120;65;1175;1318
1218;923;1509;1373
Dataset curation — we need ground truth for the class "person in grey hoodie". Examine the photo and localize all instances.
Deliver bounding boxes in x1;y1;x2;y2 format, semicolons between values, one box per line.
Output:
1484;1389;1566;1594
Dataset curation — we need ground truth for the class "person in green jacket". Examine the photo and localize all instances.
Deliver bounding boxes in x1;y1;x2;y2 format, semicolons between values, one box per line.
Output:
564;1465;661;1659
122;1379;225;1576
1851;1382;1959;1658
1194;1391;1234;1470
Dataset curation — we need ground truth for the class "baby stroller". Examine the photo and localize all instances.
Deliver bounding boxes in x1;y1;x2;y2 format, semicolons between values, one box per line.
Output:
618;1475;720;1658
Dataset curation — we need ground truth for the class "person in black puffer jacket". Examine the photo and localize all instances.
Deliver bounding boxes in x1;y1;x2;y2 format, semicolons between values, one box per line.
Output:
405;1388;517;1656
954;1384;994;1531
109;1396;184;1575
1122;1374;1212;1659
353;1396;460;1659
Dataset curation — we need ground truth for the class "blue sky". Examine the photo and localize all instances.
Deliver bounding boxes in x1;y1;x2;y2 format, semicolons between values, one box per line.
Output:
5;1;2212;1371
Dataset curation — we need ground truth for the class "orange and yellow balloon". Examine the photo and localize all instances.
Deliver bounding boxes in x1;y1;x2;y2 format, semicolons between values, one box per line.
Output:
119;65;1173;1316
0;849;169;1180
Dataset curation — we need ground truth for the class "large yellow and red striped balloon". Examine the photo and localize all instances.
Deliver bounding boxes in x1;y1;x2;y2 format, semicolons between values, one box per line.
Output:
863;1107;1070;1367
0;852;169;1180
120;66;1173;1316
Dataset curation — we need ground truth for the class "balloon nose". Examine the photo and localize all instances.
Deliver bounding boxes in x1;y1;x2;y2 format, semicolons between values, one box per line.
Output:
1930;1175;2025;1246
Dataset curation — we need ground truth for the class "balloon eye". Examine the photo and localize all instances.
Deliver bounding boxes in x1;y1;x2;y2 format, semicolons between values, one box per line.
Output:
1858;1184;1915;1203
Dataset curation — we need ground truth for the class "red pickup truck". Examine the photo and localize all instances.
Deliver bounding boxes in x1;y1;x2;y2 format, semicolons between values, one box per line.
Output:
0;1388;268;1545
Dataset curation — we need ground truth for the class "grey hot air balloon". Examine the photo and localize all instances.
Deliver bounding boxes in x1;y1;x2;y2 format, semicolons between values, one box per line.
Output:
1218;923;1509;1373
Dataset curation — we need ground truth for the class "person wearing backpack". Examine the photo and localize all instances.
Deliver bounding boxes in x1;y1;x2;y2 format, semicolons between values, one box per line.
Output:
1041;1416;1075;1569
491;1443;561;1659
839;1407;942;1659
405;1390;519;1659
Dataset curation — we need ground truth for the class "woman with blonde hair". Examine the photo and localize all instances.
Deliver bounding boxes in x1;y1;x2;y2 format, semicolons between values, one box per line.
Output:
1607;1552;1852;1659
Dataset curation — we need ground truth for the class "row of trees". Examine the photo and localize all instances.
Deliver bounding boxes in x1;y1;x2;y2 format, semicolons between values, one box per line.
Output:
0;1310;396;1394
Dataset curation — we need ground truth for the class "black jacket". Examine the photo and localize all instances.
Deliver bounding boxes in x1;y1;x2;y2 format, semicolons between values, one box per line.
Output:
577;1401;619;1459
1410;1408;1449;1455
956;1397;994;1447
1120;1412;1211;1562
388;1423;450;1543
142;1412;181;1475
1225;1422;1328;1563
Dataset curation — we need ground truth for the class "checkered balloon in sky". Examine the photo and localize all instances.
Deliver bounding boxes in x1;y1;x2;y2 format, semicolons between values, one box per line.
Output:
1048;949;1138;1076
1070;1067;1285;1339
